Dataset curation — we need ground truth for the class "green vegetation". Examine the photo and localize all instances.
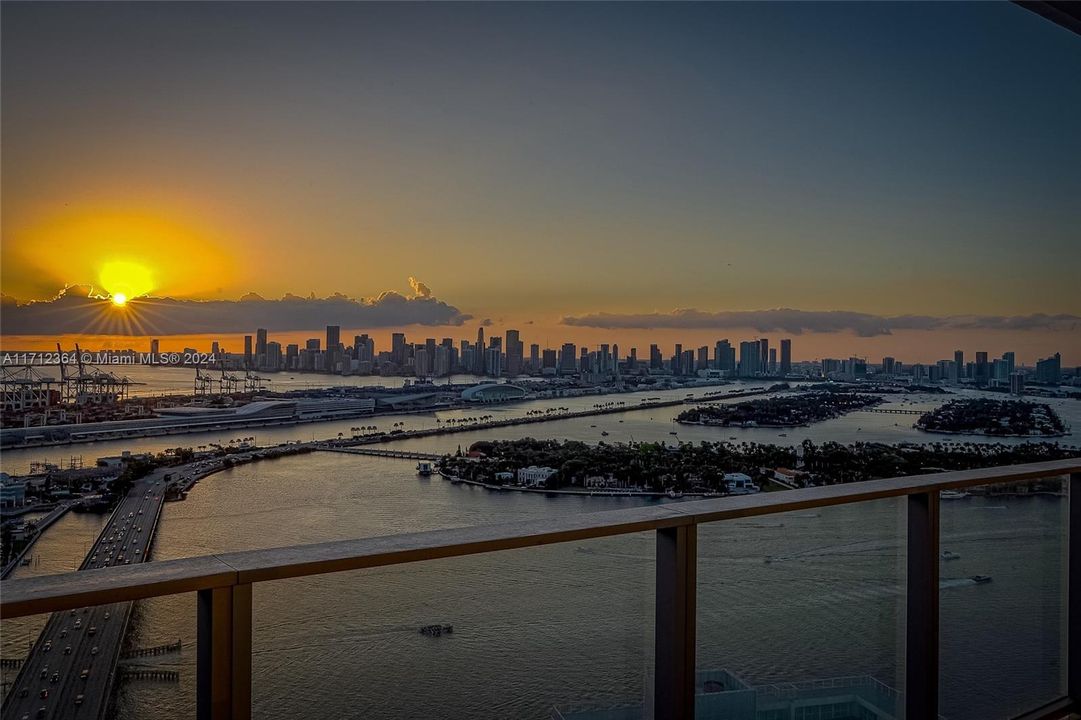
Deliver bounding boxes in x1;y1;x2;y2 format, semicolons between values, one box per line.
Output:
439;437;1080;492
677;391;882;427
917;398;1067;437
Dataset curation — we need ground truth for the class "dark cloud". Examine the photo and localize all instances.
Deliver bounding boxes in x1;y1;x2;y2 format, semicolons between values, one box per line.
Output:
480;318;493;327
2;283;472;336
560;308;1081;337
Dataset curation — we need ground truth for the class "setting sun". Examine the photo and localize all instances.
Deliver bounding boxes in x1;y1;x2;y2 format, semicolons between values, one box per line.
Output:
99;259;155;302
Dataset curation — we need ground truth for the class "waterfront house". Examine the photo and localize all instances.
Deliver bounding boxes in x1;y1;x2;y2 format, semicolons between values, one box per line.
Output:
517;466;558;488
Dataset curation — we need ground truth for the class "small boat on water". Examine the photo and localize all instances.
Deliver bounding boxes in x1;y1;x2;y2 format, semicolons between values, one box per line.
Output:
416;461;433;476
941;490;969;500
971;575;993;584
600;431;609;436
940;550;961;561
419;624;454;637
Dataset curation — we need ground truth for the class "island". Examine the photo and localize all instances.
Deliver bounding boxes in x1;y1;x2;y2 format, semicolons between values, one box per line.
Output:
437;437;1079;494
676;390;882;428
916;398;1068;437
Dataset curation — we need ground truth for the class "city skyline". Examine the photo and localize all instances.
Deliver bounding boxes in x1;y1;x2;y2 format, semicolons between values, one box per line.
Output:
2;2;1080;365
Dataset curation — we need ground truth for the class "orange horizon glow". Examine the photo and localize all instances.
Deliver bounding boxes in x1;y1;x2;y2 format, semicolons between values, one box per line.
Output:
1;326;1077;367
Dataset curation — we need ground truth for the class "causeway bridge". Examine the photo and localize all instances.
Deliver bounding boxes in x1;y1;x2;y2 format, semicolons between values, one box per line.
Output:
318;447;443;461
857;408;924;415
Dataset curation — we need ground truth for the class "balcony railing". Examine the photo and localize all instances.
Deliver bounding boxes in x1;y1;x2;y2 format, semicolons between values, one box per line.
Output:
2;458;1079;720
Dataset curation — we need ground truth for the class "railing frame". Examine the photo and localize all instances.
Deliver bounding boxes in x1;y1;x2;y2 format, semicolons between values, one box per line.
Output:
2;459;1079;720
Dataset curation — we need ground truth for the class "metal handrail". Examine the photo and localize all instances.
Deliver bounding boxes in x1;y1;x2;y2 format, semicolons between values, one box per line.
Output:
1;457;1078;720
3;458;1077;617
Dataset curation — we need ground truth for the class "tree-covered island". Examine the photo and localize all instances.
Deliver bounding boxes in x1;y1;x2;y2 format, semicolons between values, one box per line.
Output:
916;398;1068;437
437;437;1079;494
676;391;883;428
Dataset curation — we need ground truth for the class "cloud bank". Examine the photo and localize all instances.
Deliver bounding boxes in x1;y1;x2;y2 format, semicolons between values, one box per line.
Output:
560;308;1081;337
1;281;471;336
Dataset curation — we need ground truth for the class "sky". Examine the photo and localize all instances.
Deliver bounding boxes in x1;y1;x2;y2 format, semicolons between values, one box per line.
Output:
2;2;1079;362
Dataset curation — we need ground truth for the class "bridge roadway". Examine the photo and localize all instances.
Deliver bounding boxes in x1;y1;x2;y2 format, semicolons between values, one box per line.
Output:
2;468;172;720
318;446;442;461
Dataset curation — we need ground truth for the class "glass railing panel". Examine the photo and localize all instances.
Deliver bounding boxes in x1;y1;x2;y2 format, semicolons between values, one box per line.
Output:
0;594;197;720
696;497;907;720
251;534;655;719
938;475;1069;719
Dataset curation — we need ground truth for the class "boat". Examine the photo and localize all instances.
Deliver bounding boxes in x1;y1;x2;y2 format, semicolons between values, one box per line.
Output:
940;490;969;500
777;433;787;437
419;624;454;637
416;461;433;476
971;575;993;584
600;431;609;436
669;431;678;435
940;550;961;561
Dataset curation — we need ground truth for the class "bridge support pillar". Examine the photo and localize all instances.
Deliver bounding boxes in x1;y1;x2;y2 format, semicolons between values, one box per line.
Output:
198;583;252;720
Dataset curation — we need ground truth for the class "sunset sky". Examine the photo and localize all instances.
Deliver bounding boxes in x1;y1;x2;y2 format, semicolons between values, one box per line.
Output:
2;2;1079;362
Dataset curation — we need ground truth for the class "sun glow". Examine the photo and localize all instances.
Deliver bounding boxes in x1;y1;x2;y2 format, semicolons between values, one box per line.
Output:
99;260;155;302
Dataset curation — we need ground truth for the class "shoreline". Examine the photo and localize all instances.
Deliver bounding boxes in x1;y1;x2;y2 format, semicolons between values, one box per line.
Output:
434;469;716;498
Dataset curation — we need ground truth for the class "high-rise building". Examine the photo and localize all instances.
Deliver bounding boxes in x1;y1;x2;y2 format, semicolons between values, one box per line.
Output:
486;347;502;377
768;348;777;374
1010;372;1025;395
780;339;792;376
354;334;374;364
560;343;577;374
650;344;663;370
243;335;252;368
326;325;341;374
266;341;282;370
506;330;523;376
256;328;268;369
975;352;989;385
414;347;430;377
882;356;896;375
697;346;709;372
739;341;760;377
673;344;683;375
714;340;735;373
285;344;299;370
529;344;540;372
475;327;487;374
150;338;160;356
1035;352;1061;384
954;350;964;379
391;333;407;366
1002;352;1015;376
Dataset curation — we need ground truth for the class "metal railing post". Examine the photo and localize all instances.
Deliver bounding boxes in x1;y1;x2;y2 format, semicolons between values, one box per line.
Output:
1070;472;1080;708
654;524;697;720
906;491;940;719
197;583;252;720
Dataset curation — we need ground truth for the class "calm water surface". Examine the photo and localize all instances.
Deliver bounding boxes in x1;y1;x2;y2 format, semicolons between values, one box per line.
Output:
2;381;1073;718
